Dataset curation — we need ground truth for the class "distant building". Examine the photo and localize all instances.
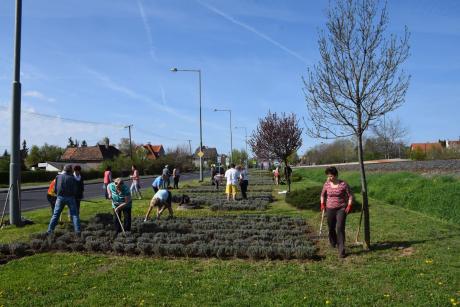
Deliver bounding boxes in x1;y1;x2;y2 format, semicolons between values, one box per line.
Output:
410;143;443;154
446;140;460;150
142;144;165;160
193;146;218;168
60;144;121;169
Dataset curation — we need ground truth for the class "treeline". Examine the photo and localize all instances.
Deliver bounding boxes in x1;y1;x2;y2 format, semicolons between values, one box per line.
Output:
302;137;409;165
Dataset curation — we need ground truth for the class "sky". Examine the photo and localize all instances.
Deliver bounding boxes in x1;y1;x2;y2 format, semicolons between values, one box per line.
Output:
0;0;459;156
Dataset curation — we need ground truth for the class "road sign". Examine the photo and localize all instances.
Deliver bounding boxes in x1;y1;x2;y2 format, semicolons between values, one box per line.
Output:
197;151;204;158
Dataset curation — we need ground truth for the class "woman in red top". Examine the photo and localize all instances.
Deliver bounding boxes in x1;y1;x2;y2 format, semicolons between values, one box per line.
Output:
320;166;353;258
103;166;112;199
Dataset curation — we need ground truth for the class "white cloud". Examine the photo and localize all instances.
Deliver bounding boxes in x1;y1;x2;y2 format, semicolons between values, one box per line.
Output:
197;0;309;65
23;91;56;103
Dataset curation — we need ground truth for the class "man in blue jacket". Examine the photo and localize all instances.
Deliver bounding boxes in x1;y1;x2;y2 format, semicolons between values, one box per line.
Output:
47;164;81;234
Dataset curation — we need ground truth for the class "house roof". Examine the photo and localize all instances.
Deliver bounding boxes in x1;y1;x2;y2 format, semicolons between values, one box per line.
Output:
61;145;120;161
142;144;165;160
410;143;443;152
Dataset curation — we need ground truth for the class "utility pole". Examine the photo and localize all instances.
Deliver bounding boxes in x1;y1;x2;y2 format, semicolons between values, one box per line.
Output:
125;124;133;160
9;0;23;226
187;139;192;155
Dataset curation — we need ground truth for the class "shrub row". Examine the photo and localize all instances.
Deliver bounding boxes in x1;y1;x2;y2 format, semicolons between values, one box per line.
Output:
0;214;317;261
285;185;362;212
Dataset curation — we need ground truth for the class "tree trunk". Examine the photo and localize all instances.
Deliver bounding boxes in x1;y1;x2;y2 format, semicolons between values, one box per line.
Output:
357;132;371;250
284;159;291;192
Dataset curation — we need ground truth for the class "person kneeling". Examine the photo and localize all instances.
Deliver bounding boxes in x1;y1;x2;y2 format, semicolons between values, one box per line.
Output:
144;189;173;221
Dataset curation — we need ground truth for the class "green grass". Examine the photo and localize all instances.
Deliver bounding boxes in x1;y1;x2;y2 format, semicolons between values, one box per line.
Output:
295;168;460;223
0;174;459;306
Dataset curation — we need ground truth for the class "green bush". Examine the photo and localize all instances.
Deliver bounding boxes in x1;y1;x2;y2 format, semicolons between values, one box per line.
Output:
290;173;302;182
285;186;323;210
286;185;362;212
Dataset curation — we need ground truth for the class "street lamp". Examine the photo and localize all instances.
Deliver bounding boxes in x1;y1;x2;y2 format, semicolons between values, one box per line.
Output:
235;126;248;167
9;0;23;226
214;109;232;163
170;67;203;181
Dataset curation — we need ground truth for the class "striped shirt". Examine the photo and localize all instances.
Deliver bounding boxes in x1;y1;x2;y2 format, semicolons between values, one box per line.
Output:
321;180;353;209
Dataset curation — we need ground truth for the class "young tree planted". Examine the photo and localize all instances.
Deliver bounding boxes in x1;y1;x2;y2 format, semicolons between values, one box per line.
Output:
304;0;410;249
249;111;302;192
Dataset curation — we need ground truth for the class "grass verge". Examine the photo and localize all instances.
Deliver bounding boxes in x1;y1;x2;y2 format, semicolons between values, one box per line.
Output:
0;174;459;306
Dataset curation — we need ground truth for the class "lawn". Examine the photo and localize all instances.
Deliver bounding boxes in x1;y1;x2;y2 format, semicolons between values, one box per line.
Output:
0;172;459;306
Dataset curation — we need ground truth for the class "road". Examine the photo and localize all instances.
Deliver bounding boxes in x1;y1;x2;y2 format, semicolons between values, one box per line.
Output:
0;172;202;214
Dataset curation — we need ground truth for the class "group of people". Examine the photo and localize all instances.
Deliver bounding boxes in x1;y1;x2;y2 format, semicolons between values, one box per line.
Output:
272;164;292;186
45;161;353;258
211;163;249;201
46;163;177;236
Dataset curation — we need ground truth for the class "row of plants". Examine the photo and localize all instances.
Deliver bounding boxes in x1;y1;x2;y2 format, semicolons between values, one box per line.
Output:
0;214;317;261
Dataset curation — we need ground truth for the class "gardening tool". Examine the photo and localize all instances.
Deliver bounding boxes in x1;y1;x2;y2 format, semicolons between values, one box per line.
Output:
0;184;12;229
113;207;126;236
310;209;328;240
353;205;364;246
318;209;325;236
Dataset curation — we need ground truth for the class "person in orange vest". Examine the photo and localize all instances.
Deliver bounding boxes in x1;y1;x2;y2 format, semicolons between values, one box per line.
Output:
47;179;57;214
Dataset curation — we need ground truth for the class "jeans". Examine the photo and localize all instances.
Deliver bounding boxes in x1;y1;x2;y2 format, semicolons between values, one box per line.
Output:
326;206;347;257
113;206;132;233
103;184;109;199
130;180;142;198
47;196;81;233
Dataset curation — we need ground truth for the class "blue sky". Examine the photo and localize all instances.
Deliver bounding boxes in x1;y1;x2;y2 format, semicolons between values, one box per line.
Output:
0;0;459;156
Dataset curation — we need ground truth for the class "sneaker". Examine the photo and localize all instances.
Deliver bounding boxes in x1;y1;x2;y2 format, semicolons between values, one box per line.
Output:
143;219;148;223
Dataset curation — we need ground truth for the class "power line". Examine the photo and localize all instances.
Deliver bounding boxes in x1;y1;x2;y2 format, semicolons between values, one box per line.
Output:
0;105;124;128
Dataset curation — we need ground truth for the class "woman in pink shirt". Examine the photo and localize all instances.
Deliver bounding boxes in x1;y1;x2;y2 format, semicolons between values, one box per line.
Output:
320;166;353;258
103;166;112;199
130;165;142;199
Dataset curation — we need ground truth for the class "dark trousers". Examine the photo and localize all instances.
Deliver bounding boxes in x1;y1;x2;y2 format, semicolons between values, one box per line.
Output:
240;180;248;199
47;195;57;214
326;207;347;257
173;176;180;189
152;187;159;194
114;206;131;233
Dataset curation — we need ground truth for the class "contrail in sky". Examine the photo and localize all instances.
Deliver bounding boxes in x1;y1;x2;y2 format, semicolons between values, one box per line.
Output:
137;0;157;61
196;0;309;65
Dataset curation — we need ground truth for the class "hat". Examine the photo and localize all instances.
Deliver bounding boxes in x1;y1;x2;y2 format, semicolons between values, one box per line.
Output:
165;165;169;168
63;164;73;173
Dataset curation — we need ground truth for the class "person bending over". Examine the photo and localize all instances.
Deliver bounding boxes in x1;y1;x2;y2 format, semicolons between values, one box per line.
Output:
144;189;173;221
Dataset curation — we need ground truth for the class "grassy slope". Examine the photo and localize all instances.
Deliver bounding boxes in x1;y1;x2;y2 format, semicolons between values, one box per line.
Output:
295;168;460;223
0;175;459;306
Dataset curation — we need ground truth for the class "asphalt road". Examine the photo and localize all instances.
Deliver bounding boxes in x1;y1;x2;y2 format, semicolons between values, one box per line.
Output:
0;172;202;214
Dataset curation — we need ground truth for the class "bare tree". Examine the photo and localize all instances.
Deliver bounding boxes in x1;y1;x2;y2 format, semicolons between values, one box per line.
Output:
249;112;302;192
372;117;408;158
303;0;410;249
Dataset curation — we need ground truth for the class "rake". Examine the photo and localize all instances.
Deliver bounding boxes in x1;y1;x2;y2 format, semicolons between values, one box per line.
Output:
113;208;126;236
310;210;328;239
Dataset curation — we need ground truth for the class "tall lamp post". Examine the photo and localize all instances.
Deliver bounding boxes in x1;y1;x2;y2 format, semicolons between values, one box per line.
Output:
214;109;232;163
235;126;248;167
9;0;23;226
124;124;133;160
170;68;203;181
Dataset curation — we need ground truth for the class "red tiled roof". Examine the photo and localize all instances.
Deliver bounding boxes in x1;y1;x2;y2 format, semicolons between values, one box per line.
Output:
61;145;120;162
142;144;165;160
410;143;442;152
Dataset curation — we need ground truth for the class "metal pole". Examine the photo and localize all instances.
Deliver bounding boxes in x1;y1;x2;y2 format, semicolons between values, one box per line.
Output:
9;0;22;226
229;110;233;163
187;140;192;155
198;70;203;182
125;124;133;160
